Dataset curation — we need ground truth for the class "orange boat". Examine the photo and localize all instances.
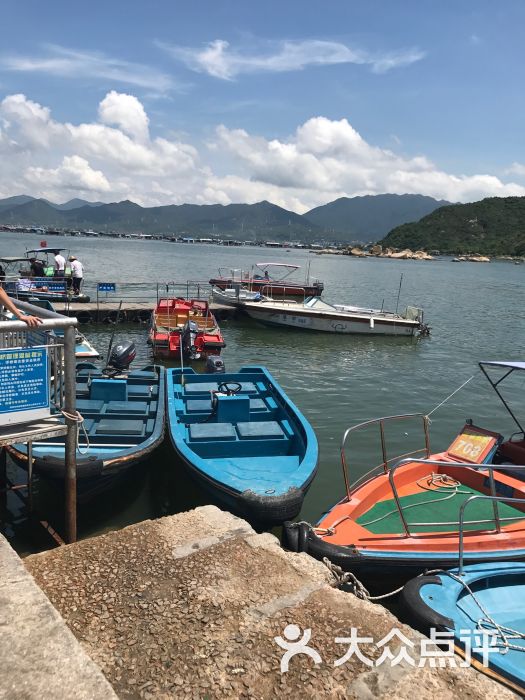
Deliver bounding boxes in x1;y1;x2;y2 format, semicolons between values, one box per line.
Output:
284;361;525;582
149;298;225;360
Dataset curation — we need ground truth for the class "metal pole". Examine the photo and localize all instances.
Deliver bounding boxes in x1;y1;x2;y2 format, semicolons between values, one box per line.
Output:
63;325;77;543
27;440;33;512
379;419;388;472
395;273;403;315
0;447;6;515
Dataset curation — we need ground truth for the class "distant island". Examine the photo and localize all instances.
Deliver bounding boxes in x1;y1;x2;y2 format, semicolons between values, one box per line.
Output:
380;196;525;256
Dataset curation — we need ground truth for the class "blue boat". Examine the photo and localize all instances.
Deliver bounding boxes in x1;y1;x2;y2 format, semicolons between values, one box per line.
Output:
401;562;525;694
7;362;165;499
166;366;318;524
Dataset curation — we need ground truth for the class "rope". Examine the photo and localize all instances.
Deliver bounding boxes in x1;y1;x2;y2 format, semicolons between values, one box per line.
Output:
60;409;90;455
425;569;525;654
359;472;472;528
426;375;474;418
288;520;335;536
322;557;404;600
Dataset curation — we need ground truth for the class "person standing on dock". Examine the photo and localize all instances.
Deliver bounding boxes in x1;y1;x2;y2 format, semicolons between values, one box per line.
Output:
54;250;66;278
69;256;83;295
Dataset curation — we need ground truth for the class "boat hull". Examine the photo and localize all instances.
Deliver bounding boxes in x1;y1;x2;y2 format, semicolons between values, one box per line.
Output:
401;563;525;694
210;278;322;298
7;365;165;501
283;454;525;586
244;305;419;336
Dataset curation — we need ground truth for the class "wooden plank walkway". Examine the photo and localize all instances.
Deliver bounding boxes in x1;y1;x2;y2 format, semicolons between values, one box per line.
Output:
51;301;237;324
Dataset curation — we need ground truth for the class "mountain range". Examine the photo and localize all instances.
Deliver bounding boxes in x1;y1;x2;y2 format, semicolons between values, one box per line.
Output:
0;193;450;243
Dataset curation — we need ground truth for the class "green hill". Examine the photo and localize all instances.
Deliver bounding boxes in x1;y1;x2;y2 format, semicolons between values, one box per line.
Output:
380;197;525;256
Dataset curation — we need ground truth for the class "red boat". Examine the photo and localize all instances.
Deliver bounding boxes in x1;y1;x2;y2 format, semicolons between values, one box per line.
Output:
149;298;225;360
209;262;324;299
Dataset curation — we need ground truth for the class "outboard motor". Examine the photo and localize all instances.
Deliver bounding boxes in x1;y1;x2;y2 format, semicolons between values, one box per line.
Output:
107;340;136;372
206;356;225;373
181;320;201;360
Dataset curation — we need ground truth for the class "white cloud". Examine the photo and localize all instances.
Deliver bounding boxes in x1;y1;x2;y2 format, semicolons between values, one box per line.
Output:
98;91;150;142
1;44;174;92
0;91;524;212
25;155;111;194
506;162;525;177
159;38;425;80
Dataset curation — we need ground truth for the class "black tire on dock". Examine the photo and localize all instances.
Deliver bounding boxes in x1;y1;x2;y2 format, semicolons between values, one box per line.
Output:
104;310;119;324
76;310;91;324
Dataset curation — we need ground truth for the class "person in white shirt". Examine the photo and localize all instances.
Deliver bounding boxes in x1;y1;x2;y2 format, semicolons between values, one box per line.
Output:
54;251;66;277
69;256;83;294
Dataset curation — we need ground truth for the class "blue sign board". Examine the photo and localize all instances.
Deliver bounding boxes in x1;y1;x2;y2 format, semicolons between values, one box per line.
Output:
0;347;50;425
98;282;116;293
43;282;66;292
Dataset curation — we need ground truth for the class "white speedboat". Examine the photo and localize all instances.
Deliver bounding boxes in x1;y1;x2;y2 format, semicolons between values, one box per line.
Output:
242;296;428;337
211;285;263;307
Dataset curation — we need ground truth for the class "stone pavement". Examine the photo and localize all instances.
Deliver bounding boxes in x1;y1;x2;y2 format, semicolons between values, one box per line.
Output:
0;533;116;700
19;506;518;699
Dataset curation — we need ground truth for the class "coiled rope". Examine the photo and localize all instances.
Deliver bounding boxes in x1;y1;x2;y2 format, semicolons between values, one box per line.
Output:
60;409;90;455
359;472;472;528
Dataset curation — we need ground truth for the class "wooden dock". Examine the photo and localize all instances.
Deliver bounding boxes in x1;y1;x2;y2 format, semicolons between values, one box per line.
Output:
52;301;237;324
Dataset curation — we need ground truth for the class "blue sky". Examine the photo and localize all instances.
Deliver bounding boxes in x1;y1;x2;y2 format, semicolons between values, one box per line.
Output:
1;0;524;211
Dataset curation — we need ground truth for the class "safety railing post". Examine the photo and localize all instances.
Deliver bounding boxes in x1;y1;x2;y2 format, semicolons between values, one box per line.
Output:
379;419;388;472
63;324;77;543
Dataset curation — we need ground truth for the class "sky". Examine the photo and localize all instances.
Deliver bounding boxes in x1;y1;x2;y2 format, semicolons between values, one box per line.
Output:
1;0;525;213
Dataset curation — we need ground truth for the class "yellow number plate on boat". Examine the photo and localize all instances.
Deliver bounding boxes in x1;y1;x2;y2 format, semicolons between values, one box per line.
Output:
447;426;498;464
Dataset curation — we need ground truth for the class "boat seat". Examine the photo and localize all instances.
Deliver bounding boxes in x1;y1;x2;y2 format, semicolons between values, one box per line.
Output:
185;397;268;414
77;368;102;378
129;370;157;380
95;419;145;436
189;423;236;441
76;383;91;397
186;399;213;413
90;379;127;402
499;439;525;464
237;421;285;439
128;385;157;397
185;382;218;394
106;400;148;415
76;399;105;414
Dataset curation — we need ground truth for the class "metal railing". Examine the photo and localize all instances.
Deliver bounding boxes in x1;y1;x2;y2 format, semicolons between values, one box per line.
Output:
387;458;525;538
340;413;431;501
458;492;525;574
0;298;78;542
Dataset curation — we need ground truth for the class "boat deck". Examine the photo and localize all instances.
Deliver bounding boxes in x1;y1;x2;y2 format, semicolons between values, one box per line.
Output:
357;483;525;534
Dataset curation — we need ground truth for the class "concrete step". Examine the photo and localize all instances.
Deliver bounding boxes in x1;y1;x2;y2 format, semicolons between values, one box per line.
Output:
18;506;518;698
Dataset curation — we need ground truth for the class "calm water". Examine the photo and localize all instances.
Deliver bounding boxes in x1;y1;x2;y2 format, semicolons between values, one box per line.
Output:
1;233;524;552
